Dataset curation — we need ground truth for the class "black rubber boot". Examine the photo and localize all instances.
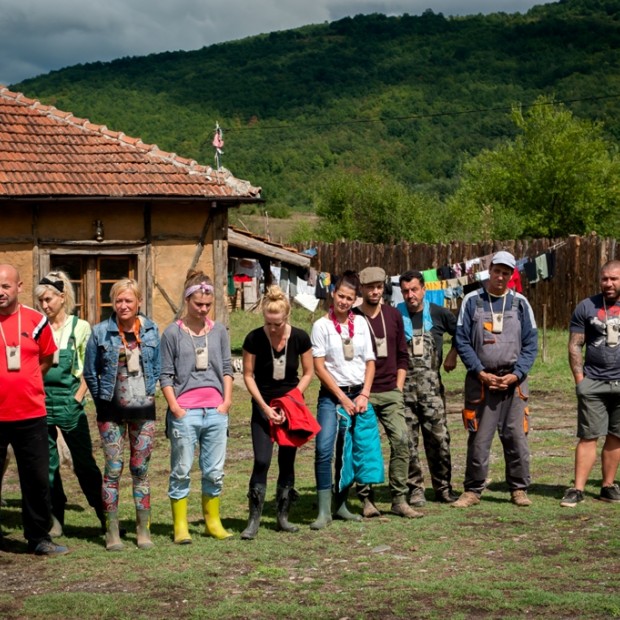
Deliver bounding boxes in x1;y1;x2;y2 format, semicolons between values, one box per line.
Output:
275;486;299;533
240;484;267;540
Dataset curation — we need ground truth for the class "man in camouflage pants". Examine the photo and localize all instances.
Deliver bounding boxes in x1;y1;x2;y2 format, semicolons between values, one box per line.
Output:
398;271;459;506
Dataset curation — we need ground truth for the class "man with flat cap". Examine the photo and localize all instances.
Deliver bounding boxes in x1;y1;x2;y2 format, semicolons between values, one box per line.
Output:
453;251;538;508
354;266;422;518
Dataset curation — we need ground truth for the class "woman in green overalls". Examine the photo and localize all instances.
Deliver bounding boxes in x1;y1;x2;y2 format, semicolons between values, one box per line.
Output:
36;271;105;537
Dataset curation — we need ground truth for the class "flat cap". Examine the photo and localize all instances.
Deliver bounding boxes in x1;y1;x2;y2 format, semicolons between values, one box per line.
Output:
359;266;386;284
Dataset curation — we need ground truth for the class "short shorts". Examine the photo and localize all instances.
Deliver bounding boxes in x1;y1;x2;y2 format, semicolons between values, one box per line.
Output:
576;377;620;439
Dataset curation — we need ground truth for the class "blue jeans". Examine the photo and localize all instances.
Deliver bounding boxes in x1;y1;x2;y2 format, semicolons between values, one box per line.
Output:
167;408;229;499
315;388;358;491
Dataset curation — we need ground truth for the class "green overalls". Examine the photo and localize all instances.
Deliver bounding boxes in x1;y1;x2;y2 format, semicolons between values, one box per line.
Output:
45;316;104;527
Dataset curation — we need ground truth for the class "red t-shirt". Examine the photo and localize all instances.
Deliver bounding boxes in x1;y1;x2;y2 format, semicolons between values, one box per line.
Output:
0;305;57;421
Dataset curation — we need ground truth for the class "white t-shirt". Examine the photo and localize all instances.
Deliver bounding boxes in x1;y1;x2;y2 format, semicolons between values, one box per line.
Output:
311;314;375;387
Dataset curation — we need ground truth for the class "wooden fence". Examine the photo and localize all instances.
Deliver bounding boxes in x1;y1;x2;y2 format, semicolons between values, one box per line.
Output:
293;235;619;330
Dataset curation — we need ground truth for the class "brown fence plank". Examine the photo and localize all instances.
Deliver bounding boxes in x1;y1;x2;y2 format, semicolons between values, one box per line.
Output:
294;235;616;329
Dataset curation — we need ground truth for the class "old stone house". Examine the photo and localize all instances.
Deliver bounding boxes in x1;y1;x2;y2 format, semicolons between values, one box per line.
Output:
0;86;262;326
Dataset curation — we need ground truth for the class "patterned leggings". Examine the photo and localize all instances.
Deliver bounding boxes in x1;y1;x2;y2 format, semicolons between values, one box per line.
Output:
97;419;155;512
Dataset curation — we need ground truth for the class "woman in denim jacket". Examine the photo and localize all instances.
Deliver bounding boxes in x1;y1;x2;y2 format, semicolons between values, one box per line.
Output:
84;279;160;551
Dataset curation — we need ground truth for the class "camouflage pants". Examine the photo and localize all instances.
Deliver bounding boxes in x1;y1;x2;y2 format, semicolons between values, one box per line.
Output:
403;367;453;497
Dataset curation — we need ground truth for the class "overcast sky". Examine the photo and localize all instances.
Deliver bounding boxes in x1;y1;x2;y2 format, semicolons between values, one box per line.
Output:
1;0;554;86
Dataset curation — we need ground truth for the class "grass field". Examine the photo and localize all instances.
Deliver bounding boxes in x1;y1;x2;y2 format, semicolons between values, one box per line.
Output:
0;318;618;619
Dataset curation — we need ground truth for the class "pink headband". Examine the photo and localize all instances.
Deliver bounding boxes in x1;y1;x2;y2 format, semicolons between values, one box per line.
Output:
184;282;214;298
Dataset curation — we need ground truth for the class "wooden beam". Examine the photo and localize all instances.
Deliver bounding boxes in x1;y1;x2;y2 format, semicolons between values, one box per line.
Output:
212;206;229;327
228;229;311;268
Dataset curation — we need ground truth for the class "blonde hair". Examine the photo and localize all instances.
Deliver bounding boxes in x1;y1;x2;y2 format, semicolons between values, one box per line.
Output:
110;278;142;305
262;285;290;318
35;270;75;315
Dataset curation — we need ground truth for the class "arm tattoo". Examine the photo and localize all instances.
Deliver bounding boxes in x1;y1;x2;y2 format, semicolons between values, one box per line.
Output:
568;332;585;378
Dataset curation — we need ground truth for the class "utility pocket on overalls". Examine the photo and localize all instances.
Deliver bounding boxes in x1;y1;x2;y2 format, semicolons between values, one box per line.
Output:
516;384;530;434
462;408;478;432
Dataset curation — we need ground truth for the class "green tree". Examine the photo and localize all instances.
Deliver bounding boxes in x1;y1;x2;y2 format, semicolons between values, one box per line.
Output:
313;171;442;243
452;97;620;239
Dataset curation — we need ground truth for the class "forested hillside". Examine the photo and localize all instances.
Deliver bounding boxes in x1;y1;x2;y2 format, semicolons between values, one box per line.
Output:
12;0;620;235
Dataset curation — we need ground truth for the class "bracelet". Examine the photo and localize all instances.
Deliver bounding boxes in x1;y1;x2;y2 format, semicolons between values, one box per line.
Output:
360;392;370;398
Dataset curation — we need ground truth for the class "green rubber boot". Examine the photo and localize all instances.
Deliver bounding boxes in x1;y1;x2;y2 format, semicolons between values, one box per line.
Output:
309;489;332;530
136;509;154;550
334;486;362;522
104;511;124;552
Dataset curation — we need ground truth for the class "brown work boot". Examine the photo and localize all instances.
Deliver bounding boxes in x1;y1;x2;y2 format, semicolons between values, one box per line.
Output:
510;490;532;507
362;498;381;518
391;501;423;519
451;491;481;508
408;489;427;508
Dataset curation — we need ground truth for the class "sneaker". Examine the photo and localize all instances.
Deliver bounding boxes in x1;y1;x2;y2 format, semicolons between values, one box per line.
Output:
408;490;427;508
391;502;423;519
560;487;584;507
362;498;381;518
436;489;459;504
451;491;481;508
599;483;620;503
32;540;69;556
510;490;532;507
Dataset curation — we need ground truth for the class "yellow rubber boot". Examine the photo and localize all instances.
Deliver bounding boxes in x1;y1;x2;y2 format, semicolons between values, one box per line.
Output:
202;495;233;540
170;497;192;544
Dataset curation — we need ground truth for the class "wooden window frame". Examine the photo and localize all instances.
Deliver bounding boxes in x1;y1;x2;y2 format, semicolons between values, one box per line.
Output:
38;246;148;324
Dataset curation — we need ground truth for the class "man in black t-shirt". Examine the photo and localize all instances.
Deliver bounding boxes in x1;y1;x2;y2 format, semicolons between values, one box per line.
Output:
561;260;620;507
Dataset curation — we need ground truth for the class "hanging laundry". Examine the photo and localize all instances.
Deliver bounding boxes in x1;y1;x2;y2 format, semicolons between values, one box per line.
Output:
227;274;236;296
507;268;523;293
233;274;252;283
390;276;404;306
280;267;290;294
307;268;318;287
294;293;321;313
535;253;549;281
270;265;282;284
422;268;439;283
523;259;538;284
479;254;494;270
465;258;481;277
463;281;483;295
424;280;444;306
236;258;261;278
437;265;454;280
545;250;556;279
289;269;298;297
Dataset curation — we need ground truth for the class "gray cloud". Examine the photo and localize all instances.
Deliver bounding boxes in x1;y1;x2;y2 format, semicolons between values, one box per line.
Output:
1;0;552;85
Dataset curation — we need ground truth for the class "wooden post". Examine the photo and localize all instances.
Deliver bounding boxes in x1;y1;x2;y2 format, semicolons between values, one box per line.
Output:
542;303;547;363
212;204;229;327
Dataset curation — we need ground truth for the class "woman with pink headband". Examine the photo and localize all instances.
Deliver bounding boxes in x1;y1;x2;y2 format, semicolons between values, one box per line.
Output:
160;269;234;542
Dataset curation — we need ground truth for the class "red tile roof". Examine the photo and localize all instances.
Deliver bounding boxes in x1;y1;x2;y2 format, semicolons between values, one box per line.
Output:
0;86;261;200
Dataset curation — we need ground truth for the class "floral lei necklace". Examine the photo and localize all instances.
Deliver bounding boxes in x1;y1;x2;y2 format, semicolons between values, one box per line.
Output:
328;306;355;340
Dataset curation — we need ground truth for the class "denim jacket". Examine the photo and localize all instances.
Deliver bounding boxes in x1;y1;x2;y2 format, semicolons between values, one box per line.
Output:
83;314;161;402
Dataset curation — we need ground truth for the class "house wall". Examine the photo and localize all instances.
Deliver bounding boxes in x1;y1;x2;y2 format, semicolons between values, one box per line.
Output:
0;200;229;329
